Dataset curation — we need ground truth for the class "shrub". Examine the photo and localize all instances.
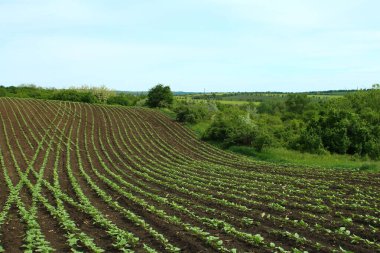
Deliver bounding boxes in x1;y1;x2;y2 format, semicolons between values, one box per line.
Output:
203;107;272;151
50;89;98;103
175;102;212;124
297;128;325;154
107;93;139;106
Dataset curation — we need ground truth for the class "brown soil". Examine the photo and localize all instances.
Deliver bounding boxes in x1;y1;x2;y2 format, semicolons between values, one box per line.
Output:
0;98;379;253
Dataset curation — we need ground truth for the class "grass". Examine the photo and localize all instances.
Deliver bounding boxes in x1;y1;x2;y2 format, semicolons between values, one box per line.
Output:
227;146;380;172
184;121;380;172
188;120;211;137
158;108;177;120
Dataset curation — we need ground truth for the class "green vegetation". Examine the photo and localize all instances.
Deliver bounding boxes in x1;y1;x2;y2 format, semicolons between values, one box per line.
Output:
179;90;354;104
174;102;217;124
228;147;380;171
146;84;173;108
176;97;254;105
202;106;272;152
0;96;379;252
107;93;142;106
173;87;380;164
0;84;144;106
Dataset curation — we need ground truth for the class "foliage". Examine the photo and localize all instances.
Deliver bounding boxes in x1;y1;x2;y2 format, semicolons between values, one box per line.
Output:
180;89;380;159
51;89;99;103
203;107;272;151
296;126;325;154
146;84;173;108
299;90;380;158
257;100;285;115
75;85;116;103
285;94;310;114
107;93;140;106
174;101;217;124
0;84;145;106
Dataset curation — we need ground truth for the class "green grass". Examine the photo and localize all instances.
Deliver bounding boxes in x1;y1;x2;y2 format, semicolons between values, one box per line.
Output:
227;146;380;172
158;108;177;120
188;120;211;137
216;100;259;105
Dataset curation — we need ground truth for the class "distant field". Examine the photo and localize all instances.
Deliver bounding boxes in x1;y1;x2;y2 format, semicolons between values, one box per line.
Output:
176;97;258;105
306;94;343;99
228;146;380;171
0;98;379;252
176;91;348;103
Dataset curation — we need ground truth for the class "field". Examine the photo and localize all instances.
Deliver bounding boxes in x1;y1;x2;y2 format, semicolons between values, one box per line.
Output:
175;97;256;105
0;98;379;253
175;91;345;104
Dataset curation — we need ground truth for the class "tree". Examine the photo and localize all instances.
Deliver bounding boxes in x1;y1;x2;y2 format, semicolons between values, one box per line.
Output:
285;94;310;114
0;87;6;97
107;93;139;106
297;127;325;154
202;107;272;150
146;84;173;108
75;85;115;103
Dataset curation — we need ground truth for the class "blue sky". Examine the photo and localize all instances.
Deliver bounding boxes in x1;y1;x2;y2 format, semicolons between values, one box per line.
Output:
1;0;379;92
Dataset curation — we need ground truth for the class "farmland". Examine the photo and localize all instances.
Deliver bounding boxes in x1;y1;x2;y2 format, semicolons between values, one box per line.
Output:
0;98;379;253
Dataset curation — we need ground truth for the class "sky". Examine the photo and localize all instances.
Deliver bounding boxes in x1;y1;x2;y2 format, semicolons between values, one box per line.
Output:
1;0;380;92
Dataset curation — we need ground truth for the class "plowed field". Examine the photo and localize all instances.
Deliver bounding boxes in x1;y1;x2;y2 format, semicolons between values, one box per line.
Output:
0;98;379;252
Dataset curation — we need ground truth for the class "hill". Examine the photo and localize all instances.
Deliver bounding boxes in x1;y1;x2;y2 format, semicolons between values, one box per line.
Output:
0;98;379;252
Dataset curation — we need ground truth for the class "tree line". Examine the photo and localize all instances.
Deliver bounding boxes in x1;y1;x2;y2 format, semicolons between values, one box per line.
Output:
0;84;143;106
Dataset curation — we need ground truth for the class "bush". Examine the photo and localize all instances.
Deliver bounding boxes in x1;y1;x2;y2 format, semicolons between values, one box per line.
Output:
285;94;310;114
50;89;98;103
203;107;272;151
107;93;139;106
251;129;273;152
0;87;6;97
175;102;212;124
257;100;285;115
297;128;325;154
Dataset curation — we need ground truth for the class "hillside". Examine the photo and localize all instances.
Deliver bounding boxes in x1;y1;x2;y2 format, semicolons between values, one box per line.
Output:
0;98;379;252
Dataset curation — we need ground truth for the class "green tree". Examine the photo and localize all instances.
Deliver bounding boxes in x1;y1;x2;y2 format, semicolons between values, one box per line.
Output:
203;107;272;150
257;99;286;115
175;105;206;123
0;87;6;97
297;127;325;154
146;84;173;108
285;94;310;114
